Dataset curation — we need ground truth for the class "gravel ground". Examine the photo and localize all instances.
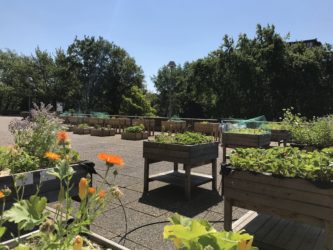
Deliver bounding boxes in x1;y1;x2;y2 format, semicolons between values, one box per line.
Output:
0;116;247;250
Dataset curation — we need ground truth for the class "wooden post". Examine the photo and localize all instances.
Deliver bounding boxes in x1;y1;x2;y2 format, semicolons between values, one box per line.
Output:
143;158;149;193
325;220;333;250
212;159;217;191
222;145;227;164
224;198;233;231
184;164;191;200
174;162;178;172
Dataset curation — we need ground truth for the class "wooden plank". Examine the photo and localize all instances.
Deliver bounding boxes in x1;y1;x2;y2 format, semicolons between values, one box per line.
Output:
144;158;149;192
224;178;333;208
261;218;291;246
232;211;259;232
297;225;323;250
225;170;333;195
225;188;333;220
224;198;232;231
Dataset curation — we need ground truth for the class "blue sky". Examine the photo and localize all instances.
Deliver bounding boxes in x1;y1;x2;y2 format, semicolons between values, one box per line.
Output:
0;0;332;91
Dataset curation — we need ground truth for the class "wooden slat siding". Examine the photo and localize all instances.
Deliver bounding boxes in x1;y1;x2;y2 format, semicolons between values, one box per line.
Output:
224;178;333;208
286;224;312;250
270;129;291;142
148;170;213;187
227;170;333;195
233;200;324;228
225;188;333;221
273;219;299;248
262;218;291;246
222;133;271;147
297;224;323;250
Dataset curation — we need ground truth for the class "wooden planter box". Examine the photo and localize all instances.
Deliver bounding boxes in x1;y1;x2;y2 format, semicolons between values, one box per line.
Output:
194;122;220;139
73;127;92;135
222;166;333;249
2;230;130;250
222;132;271;147
86;117;104;127
132;119;155;135
90;128;116;137
161;121;186;133
270;129;291;144
143;141;219;199
0;161;96;210
121;132;148;140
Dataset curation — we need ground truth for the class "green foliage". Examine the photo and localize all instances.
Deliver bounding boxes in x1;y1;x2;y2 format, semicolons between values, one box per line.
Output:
262;122;287;130
155;132;214;145
120;85;156;116
164;213;257;250
225;128;269;135
124;124;144;133
282;108;333;147
77;123;90;129
4;195;48;231
230;147;333;183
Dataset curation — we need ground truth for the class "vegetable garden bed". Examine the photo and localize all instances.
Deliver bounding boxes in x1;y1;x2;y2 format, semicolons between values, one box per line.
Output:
222;165;333;250
90;128;116;137
121;131;148;140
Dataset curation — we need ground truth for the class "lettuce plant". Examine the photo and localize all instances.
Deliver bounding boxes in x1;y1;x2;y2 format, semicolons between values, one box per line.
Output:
155;132;214;145
124;124;145;133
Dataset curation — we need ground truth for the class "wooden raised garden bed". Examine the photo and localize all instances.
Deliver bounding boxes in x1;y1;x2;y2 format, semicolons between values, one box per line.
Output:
2;230;130;250
194;122;220;140
270;129;291;146
0;161;96;210
222;165;333;250
90;128;116;137
132;118;155;136
121;132;148;140
73;127;92;135
161;121;186;133
143;141;219;200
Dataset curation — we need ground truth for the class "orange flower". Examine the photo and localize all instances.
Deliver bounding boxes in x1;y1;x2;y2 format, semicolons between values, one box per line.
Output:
44;152;61;161
57;131;69;142
73;235;83;250
98;190;107;200
0;191;4;199
98;153;124;166
88;187;96;194
79;178;88;200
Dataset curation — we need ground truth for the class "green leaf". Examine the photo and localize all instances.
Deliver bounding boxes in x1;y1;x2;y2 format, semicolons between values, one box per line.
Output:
0;226;6;238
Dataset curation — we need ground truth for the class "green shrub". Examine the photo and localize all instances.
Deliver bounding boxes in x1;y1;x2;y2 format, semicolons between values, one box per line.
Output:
77;123;90;129
124;124;144;133
155;132;214;145
262;122;288;130
230;147;333;183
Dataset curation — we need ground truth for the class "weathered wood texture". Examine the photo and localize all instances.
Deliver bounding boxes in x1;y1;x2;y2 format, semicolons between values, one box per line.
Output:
270;129;291;146
121;132;148;140
143;141;219;165
161;121;187;133
143;141;219;200
223;168;333;250
90;128;116;137
222;132;271;147
85;117;105;126
194;122;220;140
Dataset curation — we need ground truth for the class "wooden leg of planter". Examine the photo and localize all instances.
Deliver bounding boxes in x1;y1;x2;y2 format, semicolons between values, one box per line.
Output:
222;145;227;164
144;158;149;193
174;162;178;172
184;164;191;200
212;159;217;191
224;198;233;231
325;220;333;250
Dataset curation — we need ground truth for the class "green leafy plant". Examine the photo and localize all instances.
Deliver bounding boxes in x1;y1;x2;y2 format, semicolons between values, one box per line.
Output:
225;128;269;135
230;146;333;183
1;133;124;249
124;124;145;133
77;123;90;129
262;122;287;130
164;213;257;250
155;132;214;145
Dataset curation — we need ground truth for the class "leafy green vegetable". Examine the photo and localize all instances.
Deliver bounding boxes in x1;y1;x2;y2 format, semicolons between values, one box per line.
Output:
124;124;145;133
164;213;258;250
230;147;333;182
155;132;214;145
4;195;48;231
225;128;269;135
77;123;90;129
262;122;288;130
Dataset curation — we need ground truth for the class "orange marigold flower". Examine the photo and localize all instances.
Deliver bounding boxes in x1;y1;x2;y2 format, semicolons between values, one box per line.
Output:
45;152;61;161
73;235;83;250
98;190;107;200
57;131;69;142
0;191;4;199
88;187;96;194
98;153;124;166
79;178;88;201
